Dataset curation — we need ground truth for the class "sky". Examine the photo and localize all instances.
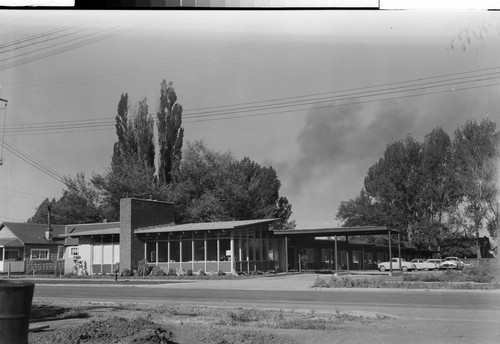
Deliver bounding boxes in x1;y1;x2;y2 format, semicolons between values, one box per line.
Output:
0;9;499;228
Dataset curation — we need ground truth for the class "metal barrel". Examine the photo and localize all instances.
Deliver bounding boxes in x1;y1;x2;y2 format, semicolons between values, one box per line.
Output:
0;280;35;344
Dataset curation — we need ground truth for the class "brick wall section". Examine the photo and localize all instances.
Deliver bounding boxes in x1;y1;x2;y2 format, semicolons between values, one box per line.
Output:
119;198;175;272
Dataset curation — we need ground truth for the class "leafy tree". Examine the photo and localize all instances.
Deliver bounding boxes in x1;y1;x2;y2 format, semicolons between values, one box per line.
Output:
336;189;385;227
92;154;170;221
28;173;104;224
272;196;296;230
112;93;135;166
452;118;499;249
337;118;499;253
171;141;293;225
419;127;457;225
364;135;423;242
28;198;58;224
157;80;184;185
133;97;155;169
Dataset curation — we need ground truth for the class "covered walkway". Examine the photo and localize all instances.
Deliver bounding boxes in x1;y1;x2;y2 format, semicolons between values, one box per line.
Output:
274;226;403;275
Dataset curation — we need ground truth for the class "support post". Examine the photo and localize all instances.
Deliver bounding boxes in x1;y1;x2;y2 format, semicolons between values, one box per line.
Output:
285;236;288;273
388;230;393;275
230;231;235;275
334;235;338;276
346;236;350;272
398;232;402;272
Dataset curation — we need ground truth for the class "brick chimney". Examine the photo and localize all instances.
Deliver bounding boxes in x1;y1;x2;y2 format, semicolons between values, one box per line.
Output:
45;205;53;242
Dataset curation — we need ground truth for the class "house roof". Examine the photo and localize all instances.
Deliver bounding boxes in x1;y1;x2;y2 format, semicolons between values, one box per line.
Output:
0;238;24;247
63;227;121;237
63;222;120;243
134;219;279;235
0;222;66;245
273;226;398;237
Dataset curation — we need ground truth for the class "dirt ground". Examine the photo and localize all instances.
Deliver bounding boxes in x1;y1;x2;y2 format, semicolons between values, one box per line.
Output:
28;300;393;344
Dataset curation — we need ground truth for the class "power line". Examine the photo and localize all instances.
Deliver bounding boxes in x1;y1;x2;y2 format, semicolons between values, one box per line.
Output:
2;68;500;136
0;29;121;72
0;25;89;55
0;186;47;198
4;40;319;96
2;140;64;183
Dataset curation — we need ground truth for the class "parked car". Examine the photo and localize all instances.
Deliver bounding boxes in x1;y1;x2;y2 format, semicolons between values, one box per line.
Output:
426;259;443;268
411;259;439;270
378;258;416;272
440;257;464;270
462;260;473;268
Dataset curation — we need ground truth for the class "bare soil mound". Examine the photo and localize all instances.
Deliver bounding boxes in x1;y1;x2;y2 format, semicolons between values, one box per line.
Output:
30;317;176;344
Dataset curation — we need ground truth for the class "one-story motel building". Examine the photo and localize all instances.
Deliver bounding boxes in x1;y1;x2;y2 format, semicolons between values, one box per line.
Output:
1;198;432;276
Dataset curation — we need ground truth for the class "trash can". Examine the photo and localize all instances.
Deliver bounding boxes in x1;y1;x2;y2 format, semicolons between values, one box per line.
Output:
0;280;35;344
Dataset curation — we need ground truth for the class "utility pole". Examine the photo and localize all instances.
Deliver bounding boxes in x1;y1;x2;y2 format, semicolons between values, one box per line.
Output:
0;97;7;166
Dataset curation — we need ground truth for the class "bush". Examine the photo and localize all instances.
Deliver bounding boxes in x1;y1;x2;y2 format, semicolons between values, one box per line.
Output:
186;269;193;276
150;266;166;276
137;259;151;277
121;269;134;277
167;268;177;276
197;269;206;276
463;264;498;283
217;270;225;276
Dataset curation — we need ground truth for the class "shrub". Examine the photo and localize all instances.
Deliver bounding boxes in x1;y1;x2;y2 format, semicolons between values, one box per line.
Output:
177;267;186;276
121;269;134;277
137;259;151;277
217;270;225;276
150;266;166;276
197;269;206;276
167;268;177;276
186;269;193;276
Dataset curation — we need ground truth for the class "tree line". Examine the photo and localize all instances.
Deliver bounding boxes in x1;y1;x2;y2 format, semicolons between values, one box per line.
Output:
28;80;295;229
336;118;499;256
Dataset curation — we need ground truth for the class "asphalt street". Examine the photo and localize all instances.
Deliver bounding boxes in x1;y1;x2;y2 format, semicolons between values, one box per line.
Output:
30;274;500;343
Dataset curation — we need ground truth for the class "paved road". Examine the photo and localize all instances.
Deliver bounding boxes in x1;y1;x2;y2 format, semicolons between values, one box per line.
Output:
32;274;500;343
33;274;500;320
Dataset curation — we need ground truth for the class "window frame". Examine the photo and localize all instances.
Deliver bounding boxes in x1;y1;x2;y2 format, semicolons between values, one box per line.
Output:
57;246;65;260
30;248;50;261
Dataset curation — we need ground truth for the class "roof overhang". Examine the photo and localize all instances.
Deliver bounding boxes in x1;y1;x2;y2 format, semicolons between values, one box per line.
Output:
62;227;121;237
135;219;279;235
273;226;399;237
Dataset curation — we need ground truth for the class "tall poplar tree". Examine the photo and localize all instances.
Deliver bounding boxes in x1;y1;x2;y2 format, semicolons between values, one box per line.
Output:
157;80;184;185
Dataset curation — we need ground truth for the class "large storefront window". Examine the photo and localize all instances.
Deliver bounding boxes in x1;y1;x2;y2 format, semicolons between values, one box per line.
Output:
206;239;217;261
194;240;204;261
158;241;168;262
267;239;274;261
219;239;230;261
146;242;156;263
182;240;192;262
241;234;248;260
170;241;180;262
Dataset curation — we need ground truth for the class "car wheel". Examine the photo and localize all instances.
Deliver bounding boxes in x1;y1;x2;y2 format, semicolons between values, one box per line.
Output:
402;266;408;272
380;266;386;272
